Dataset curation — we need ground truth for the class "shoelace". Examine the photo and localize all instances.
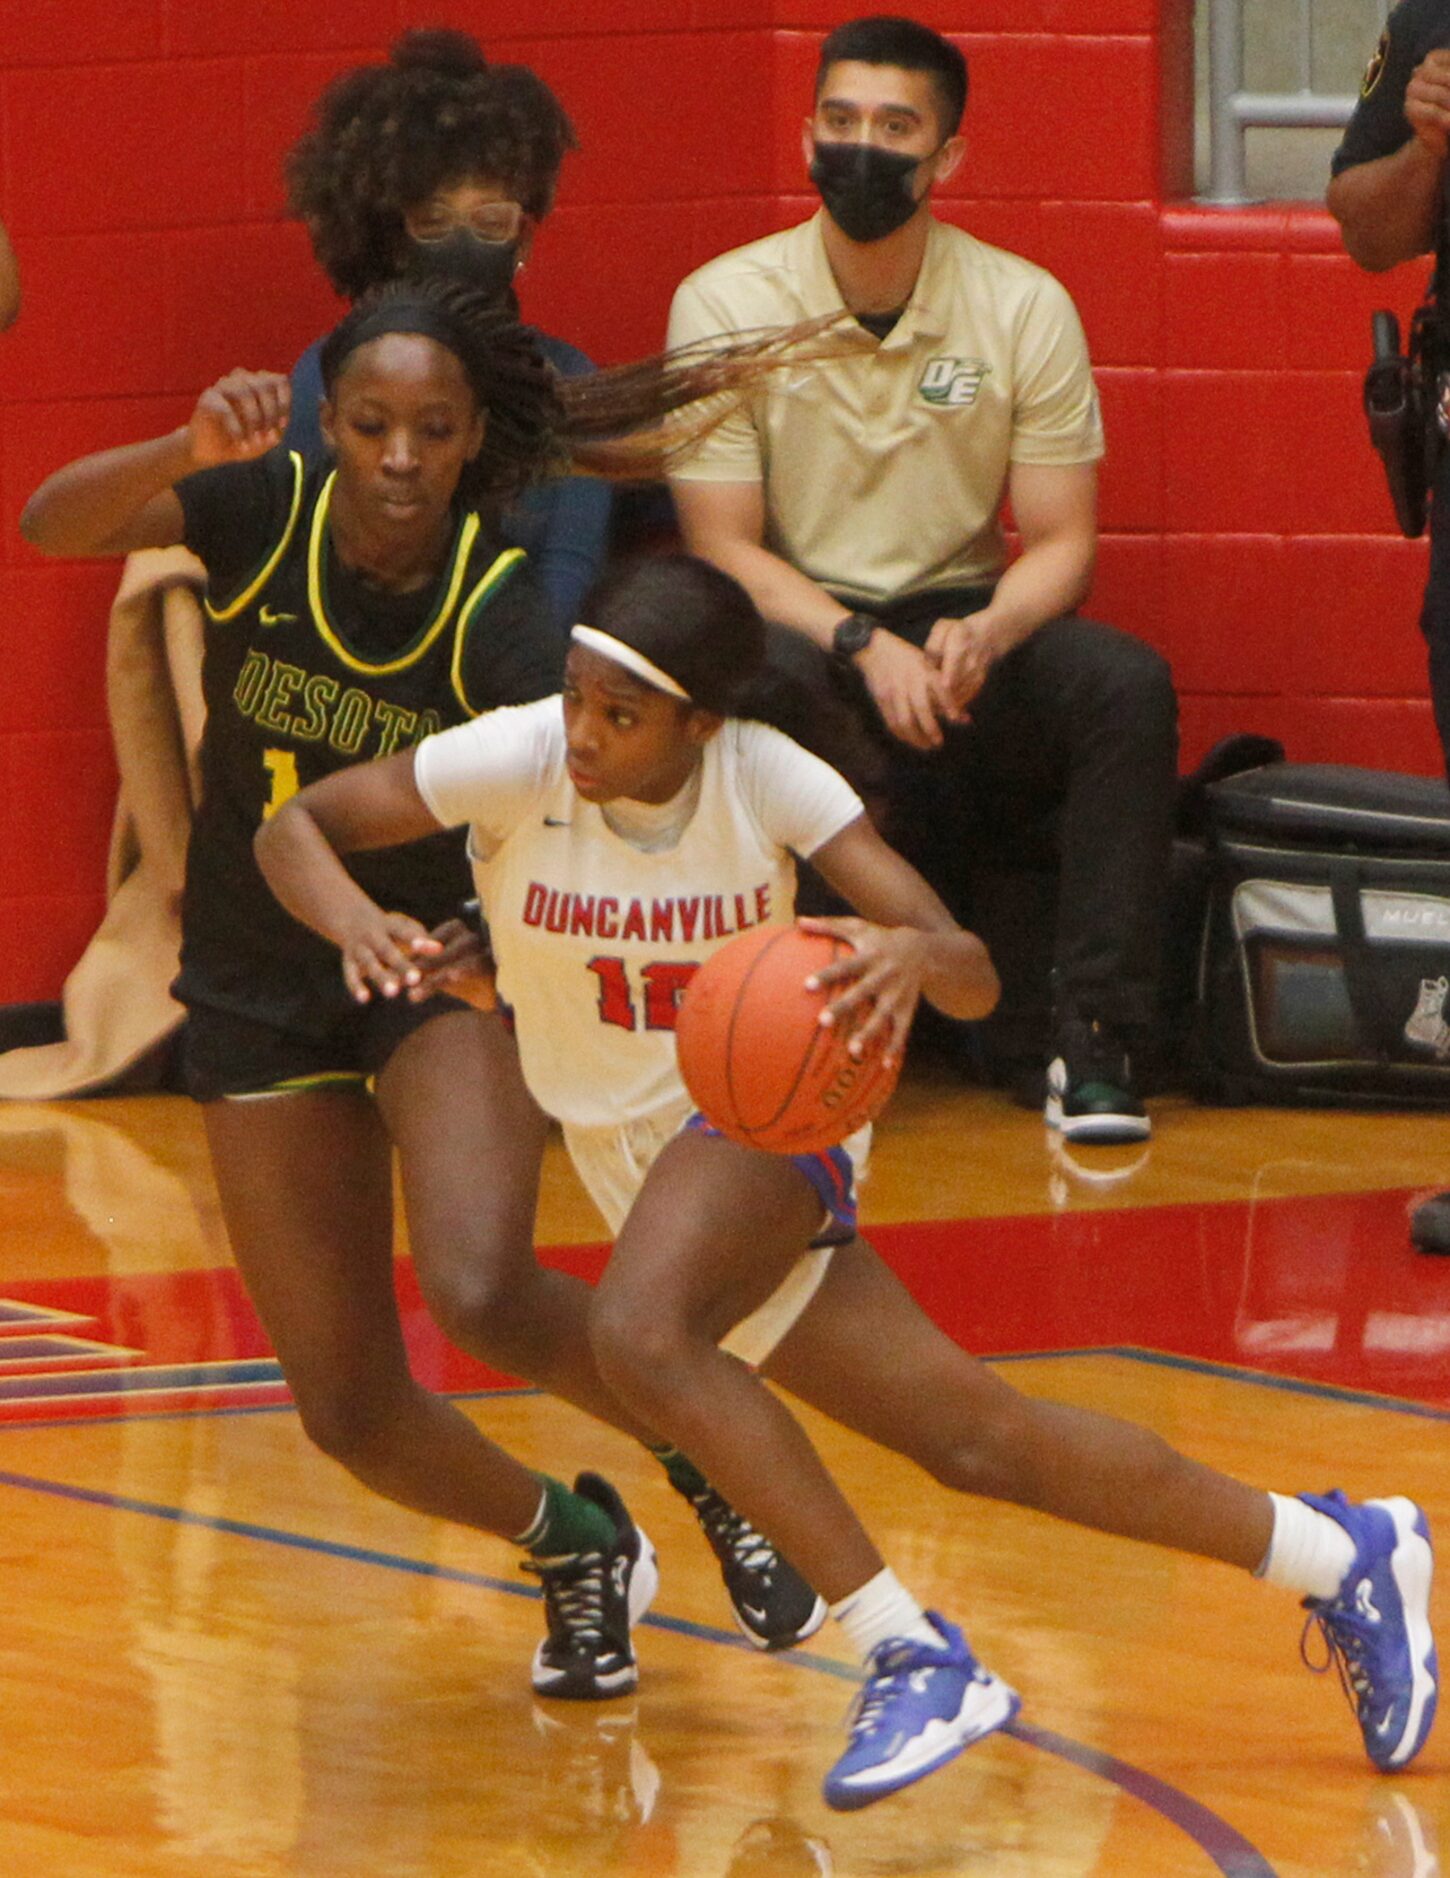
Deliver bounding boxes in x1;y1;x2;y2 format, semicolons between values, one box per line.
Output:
1301;1604;1375;1715
691;1487;776;1578
525;1549;610;1650
845;1639;941;1742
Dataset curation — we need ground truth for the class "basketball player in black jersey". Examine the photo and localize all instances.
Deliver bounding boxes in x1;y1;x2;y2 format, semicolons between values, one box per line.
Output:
20;279;830;1700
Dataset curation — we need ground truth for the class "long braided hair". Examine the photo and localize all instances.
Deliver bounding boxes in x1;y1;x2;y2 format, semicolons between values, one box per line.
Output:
319;278;865;506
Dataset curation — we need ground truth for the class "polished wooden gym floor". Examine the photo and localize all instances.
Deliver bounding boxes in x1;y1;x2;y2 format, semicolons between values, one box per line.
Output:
0;1072;1447;1876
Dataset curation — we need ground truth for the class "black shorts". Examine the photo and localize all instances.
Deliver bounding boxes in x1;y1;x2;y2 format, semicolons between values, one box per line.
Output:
180;992;471;1102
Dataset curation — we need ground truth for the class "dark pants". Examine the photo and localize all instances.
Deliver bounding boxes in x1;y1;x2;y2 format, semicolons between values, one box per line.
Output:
832;589;1180;1066
1423;483;1450;783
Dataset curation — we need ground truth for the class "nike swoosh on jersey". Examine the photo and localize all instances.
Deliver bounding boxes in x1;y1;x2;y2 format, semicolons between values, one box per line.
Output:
259;605;298;625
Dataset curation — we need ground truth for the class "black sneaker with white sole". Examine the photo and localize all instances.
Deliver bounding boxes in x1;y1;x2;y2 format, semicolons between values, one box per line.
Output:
526;1472;659;1700
682;1481;827;1651
1044;1016;1150;1145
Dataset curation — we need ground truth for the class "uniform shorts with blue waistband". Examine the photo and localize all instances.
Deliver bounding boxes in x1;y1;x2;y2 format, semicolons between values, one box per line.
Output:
563;1096;868;1366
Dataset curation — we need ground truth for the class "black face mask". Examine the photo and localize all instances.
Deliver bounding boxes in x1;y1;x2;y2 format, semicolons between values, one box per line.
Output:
401;229;519;303
809;140;924;243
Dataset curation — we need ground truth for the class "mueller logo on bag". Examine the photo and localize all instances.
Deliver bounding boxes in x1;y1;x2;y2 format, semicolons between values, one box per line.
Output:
1380;901;1450;935
1196;763;1450;1107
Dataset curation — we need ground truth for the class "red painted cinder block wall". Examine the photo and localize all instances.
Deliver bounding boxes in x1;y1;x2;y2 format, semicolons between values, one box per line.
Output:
0;0;1436;1001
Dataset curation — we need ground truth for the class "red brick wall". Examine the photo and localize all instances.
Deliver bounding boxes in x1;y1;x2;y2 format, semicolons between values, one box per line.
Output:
0;1;1434;1000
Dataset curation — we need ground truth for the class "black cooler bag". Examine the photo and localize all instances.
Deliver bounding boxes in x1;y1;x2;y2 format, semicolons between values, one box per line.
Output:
1195;763;1450;1106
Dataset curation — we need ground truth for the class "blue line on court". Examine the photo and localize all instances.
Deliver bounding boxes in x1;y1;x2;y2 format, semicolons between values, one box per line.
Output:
3;1343;1446;1431
1005;1720;1278;1878
0;1381;546;1434
0;1359;283;1400
0;1461;1280;1876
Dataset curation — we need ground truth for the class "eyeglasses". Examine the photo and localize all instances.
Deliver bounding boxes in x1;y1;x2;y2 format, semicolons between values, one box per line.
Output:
405;200;529;246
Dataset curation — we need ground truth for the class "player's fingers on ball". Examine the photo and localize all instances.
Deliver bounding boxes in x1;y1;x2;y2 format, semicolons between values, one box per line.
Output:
811;959;866;1003
844;997;893;1057
823;984;870;1030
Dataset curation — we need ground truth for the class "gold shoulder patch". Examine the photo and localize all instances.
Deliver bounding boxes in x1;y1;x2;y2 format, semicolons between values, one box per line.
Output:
1361;28;1389;99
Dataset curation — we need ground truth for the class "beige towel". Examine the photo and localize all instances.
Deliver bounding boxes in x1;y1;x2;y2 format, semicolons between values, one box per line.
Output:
0;549;206;1098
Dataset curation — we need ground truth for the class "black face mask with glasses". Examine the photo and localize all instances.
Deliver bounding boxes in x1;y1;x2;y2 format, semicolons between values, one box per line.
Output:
401;227;520;302
400;198;527;304
808;141;927;243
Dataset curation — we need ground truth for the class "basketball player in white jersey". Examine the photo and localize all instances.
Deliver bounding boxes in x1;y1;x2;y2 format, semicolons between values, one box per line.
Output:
256;553;1437;1810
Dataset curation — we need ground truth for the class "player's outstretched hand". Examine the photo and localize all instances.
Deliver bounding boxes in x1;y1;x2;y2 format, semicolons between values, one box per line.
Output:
406;918;498;1010
336;908;441;1004
797;914;931;1068
187;369;292;468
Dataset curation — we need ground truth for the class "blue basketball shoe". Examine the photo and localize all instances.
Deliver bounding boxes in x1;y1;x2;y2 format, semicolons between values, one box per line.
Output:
1299;1491;1437;1770
822;1612;1019;1811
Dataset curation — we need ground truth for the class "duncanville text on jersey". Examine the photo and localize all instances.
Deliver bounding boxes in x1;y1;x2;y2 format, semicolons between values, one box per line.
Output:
521;881;776;943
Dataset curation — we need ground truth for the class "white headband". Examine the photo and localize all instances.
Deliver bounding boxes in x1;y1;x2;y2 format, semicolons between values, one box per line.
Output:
570;624;691;700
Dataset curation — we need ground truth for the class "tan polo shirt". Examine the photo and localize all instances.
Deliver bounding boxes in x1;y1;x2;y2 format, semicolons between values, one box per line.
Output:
668;212;1104;605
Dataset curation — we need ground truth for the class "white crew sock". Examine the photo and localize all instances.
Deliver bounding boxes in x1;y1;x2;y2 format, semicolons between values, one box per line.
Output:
1255;1492;1357;1600
830;1567;942;1665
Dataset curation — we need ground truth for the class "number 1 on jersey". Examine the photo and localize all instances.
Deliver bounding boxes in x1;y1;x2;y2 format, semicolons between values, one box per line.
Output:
261;748;300;820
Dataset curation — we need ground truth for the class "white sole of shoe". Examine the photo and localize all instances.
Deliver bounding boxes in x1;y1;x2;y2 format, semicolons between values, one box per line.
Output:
629;1528;660;1629
824;1674;1021;1811
1045;1096;1151;1145
531;1526;660;1701
1374;1497;1438;1768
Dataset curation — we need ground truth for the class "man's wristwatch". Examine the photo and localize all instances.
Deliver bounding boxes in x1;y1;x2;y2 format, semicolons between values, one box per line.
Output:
831;612;877;663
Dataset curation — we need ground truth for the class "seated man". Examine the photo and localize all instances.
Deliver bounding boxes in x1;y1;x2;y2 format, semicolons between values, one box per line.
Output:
668;15;1178;1143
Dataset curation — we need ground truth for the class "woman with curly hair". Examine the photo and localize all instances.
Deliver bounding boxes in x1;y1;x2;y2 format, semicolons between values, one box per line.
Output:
284;28;609;633
19;277;872;1698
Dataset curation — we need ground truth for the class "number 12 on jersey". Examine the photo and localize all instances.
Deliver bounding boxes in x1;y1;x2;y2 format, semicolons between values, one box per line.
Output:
587;956;699;1032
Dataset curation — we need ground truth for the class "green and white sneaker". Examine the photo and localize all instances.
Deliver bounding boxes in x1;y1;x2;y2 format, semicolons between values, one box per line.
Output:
526;1473;658;1700
1045;1016;1150;1145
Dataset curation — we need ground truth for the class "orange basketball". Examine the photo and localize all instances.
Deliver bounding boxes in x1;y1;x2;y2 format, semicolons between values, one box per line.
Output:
675;925;902;1154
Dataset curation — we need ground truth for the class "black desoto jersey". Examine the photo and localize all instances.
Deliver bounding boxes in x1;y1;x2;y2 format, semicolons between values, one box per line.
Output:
175;450;562;1035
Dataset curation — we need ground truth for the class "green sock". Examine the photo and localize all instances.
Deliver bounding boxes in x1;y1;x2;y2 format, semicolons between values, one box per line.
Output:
648;1442;709;1499
518;1475;615;1559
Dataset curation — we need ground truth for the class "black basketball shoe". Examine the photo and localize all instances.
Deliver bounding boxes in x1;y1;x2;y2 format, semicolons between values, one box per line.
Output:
526;1473;659;1700
681;1480;827;1650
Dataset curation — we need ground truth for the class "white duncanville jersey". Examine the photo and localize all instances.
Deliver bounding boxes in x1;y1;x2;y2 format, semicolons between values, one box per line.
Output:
414;698;864;1128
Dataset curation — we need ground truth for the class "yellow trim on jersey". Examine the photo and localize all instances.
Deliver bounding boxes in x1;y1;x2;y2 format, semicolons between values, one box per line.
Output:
450;547;528;713
204;451;307;623
306;471;482;674
224;1070;369;1101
